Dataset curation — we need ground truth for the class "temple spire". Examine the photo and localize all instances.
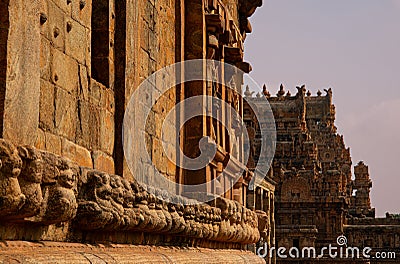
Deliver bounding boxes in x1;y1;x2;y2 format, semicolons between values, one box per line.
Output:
277;84;285;97
244;85;254;97
262;84;271;98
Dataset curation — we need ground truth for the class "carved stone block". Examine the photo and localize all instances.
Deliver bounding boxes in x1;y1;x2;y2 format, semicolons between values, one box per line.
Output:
0;140;25;217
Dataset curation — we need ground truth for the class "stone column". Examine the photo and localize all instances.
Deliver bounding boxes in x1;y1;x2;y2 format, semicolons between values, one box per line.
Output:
270;192;276;264
2;0;41;145
247;189;255;210
255;187;262;210
0;0;9;131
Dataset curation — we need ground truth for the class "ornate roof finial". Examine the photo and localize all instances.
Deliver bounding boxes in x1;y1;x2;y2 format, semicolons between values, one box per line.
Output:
286;90;291;97
262;84;271;98
324;88;333;97
244;85;254;97
277;83;285;97
301;84;306;92
296;85;306;97
317;90;322;96
307;90;311;97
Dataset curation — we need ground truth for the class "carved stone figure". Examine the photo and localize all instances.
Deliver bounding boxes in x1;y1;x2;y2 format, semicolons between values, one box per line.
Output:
156;188;172;233
76;171;114;229
135;184;153;230
256;210;269;242
231;201;243;242
121;178;140;230
73;171;261;244
146;186;164;232
184;202;197;237
108;174;125;228
42;158;77;224
16;146;43;219
211;207;221;240
214;197;229;241
168;197;186;234
0;139;25;217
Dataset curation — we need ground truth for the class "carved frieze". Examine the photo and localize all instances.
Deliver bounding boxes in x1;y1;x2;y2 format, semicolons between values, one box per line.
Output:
0;138;260;244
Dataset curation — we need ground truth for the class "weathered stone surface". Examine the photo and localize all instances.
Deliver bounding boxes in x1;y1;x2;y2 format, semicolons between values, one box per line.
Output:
52;0;72;15
39;150;62;185
100;86;115;113
0;140;25;217
99;109;114;155
41;158;78;224
40;37;51;80
61;138;92;168
71;0;92;28
15;146;44;219
35;129;46;150
92;150;114;174
2;0;41;146
44;0;66;51
0;242;265;264
76;100;99;150
51;48;79;94
44;132;62;156
256;210;269;242
75;144;93;168
89;79;102;106
65;19;89;64
78;65;89;101
152;138;167;175
55;87;77;140
39;80;55;132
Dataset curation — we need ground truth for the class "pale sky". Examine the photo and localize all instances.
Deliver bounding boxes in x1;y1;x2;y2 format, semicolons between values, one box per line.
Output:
244;0;400;216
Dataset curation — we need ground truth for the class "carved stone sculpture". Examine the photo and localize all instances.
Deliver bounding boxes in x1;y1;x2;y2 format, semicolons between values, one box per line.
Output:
73;168;259;244
121;178;140;230
0;139;25;217
76;171;114;229
41;158;78;224
256;210;269;242
16;146;43;219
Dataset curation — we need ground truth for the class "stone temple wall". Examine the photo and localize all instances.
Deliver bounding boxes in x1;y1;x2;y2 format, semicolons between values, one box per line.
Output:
0;0;270;263
35;0;179;182
0;0;267;202
37;0;114;174
122;0;178;183
0;0;180;181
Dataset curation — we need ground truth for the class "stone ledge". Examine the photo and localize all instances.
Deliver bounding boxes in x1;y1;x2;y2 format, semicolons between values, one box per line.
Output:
0;241;265;264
